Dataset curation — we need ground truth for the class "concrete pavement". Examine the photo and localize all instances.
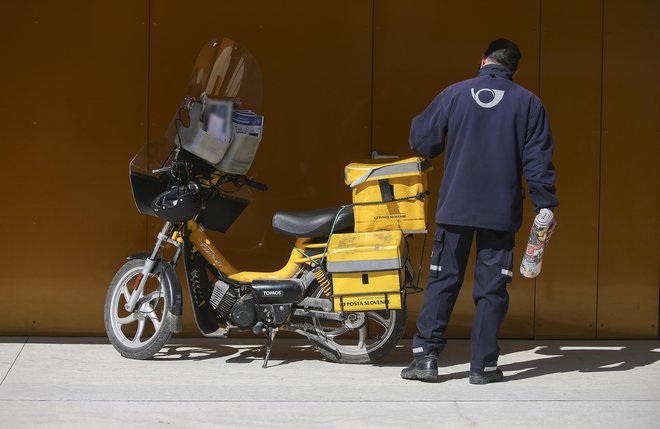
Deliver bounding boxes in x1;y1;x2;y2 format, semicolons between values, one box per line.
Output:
1;336;659;428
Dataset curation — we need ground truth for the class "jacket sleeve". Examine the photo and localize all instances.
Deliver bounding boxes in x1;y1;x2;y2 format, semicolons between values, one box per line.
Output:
409;90;450;158
523;100;559;211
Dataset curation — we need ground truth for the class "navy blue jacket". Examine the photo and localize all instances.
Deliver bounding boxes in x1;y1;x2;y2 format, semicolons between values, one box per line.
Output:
410;64;558;232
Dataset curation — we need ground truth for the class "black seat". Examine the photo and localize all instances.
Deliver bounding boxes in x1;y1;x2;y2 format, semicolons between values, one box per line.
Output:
272;206;354;238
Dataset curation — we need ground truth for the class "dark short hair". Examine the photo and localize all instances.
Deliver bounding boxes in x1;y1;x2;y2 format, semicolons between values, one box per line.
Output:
483;39;521;72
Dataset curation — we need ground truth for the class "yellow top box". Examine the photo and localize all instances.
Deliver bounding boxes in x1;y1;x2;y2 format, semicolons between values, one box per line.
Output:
344;156;432;188
327;230;404;273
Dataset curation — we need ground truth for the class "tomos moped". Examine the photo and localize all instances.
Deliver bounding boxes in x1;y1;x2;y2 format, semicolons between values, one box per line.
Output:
104;37;430;367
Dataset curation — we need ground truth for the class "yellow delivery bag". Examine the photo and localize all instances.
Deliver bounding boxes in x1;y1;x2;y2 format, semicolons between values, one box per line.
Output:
344;157;431;233
327;230;406;312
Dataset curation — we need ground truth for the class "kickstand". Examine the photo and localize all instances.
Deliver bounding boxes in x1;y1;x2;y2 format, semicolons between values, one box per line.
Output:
262;327;278;369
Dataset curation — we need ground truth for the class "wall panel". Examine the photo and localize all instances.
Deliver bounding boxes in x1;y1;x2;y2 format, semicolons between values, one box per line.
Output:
535;0;602;338
148;0;373;333
372;0;541;338
0;1;149;334
598;0;659;338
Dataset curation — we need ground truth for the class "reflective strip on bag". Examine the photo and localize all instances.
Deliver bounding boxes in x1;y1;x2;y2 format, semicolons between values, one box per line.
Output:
350;161;426;188
327;257;403;273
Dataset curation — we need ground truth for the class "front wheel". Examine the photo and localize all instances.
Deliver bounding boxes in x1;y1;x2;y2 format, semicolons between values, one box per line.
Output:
303;283;407;364
104;258;172;359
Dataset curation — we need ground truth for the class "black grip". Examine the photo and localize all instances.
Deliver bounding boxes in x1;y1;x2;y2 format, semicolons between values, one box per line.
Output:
244;178;268;191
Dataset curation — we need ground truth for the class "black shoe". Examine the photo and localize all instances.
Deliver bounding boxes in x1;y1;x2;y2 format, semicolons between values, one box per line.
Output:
469;368;504;385
400;352;438;381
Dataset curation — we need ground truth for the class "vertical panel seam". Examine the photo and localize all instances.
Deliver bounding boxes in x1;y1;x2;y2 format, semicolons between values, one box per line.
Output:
533;0;542;340
596;0;605;339
367;0;375;339
538;0;543;96
146;0;151;250
369;0;375;158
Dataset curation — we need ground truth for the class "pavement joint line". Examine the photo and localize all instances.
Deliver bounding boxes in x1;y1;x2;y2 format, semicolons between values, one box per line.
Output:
1;399;660;403
0;337;28;387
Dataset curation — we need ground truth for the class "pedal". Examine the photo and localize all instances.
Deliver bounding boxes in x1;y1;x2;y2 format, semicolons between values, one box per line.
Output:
252;321;267;335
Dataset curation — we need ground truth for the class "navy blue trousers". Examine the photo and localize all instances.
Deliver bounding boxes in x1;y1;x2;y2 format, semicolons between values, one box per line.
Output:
412;224;515;373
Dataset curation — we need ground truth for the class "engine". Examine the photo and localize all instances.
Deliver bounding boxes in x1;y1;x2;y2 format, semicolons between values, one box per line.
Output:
209;278;305;329
209;280;237;318
229;295;257;328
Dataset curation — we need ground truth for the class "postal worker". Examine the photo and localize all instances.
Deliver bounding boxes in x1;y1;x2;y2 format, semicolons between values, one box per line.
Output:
401;39;558;384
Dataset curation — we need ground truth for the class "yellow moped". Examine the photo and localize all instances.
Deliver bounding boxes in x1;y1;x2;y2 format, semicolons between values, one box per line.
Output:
103;38;429;367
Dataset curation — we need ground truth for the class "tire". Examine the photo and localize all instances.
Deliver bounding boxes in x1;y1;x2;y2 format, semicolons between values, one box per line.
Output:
104;258;173;359
303;283;407;364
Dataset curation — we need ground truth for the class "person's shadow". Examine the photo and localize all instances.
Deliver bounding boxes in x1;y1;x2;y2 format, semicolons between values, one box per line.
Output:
438;341;660;382
501;342;660;381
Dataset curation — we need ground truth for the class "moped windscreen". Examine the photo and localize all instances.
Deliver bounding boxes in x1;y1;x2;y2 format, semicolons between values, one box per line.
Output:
129;38;263;216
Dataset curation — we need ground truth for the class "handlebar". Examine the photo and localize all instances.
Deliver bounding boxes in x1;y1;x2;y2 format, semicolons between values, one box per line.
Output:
216;174;268;192
152;161;267;192
240;177;268;191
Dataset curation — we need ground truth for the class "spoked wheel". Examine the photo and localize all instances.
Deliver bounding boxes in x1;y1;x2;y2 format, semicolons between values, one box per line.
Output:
104;258;172;359
304;283;407;364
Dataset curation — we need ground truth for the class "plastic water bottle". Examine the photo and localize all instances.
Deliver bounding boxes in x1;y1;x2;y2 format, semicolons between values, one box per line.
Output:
520;208;554;278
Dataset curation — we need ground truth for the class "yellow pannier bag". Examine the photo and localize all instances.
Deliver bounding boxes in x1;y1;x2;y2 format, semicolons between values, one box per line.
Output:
344;157;432;233
327;230;406;312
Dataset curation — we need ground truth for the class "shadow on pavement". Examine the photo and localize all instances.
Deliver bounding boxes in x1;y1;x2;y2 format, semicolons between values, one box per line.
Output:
434;341;660;382
501;342;660;381
5;337;658;380
152;340;322;367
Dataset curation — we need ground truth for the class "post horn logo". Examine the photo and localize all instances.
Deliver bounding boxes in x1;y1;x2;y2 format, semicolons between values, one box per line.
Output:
471;88;505;108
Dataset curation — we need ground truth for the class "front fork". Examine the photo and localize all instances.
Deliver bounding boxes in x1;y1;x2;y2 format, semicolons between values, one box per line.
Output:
124;222;183;312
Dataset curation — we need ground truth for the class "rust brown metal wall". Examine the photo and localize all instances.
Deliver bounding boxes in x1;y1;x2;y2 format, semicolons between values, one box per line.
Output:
535;0;602;338
0;0;657;338
0;1;149;334
597;0;659;338
146;0;374;333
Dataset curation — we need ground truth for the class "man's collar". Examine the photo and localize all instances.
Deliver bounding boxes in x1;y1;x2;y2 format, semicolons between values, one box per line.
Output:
478;64;514;80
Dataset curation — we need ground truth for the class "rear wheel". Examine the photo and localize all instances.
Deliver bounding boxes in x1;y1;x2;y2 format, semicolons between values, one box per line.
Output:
303;283;407;364
104;259;172;359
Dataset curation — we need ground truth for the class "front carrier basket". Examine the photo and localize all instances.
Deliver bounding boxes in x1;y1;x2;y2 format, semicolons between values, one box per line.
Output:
345;157;431;233
327;230;406;312
176;97;263;175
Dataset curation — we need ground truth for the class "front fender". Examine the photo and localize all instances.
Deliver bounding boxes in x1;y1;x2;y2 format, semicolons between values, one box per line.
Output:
126;253;183;333
127;252;155;261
